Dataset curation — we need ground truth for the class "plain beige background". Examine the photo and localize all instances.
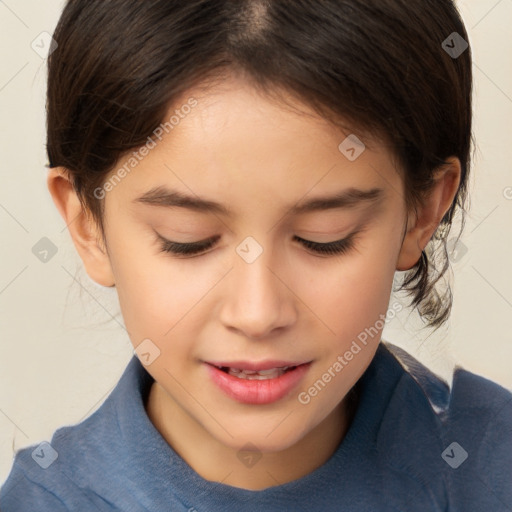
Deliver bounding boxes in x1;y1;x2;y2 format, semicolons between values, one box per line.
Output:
0;0;511;485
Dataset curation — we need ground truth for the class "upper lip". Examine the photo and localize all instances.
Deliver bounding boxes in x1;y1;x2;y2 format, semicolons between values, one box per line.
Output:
205;360;311;371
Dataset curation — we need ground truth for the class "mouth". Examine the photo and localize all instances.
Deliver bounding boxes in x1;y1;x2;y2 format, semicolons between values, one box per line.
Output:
211;365;298;380
204;360;312;404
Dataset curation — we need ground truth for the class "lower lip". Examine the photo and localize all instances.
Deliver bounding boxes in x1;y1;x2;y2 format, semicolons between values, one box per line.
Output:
205;363;311;405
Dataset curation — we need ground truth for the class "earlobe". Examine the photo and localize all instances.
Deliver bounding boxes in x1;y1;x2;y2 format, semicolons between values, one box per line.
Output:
47;167;115;287
396;157;461;272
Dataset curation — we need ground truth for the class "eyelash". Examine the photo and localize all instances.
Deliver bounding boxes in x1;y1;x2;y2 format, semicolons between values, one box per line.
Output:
157;232;358;258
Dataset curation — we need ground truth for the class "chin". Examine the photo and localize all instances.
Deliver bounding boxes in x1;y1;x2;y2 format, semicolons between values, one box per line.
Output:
214;421;311;453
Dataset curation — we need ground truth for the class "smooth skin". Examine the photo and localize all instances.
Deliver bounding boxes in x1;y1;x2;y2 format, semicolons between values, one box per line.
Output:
47;73;461;490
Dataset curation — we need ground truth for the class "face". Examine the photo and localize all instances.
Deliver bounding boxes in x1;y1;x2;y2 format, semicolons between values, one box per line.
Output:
99;74;408;453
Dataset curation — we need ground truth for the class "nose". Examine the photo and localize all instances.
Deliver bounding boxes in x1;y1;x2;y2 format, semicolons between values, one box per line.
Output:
219;243;296;340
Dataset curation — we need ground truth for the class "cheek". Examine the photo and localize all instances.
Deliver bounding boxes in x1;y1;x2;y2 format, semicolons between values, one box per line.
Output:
298;231;398;348
116;269;204;346
295;243;397;422
106;228;203;344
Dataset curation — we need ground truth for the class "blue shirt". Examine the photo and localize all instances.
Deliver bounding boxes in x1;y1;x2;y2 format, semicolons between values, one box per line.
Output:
1;342;511;511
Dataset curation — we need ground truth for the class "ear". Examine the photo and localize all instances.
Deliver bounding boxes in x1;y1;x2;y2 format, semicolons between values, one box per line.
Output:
47;167;115;287
396;157;461;271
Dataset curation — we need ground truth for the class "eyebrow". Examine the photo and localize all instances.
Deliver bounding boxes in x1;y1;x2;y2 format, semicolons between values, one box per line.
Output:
134;185;385;217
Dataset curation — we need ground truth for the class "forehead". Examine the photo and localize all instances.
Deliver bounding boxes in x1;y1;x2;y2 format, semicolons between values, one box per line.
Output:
171;75;368;153
112;75;403;214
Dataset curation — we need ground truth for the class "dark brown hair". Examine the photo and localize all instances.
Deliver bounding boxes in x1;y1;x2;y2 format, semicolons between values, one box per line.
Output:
46;0;473;330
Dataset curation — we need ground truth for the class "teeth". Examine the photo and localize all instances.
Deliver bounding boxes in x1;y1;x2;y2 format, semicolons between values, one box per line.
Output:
226;366;291;380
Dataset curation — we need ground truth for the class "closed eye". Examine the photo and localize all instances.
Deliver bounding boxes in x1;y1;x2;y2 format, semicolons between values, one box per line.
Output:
156;231;359;258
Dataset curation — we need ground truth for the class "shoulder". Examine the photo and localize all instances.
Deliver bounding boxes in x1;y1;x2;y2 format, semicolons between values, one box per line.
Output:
0;361;133;510
450;363;512;415
378;342;512;510
448;364;512;453
0;465;68;511
0;405;120;511
381;341;512;426
445;365;512;509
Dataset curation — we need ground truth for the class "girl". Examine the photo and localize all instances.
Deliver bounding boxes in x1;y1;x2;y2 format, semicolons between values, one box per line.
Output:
1;0;511;510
